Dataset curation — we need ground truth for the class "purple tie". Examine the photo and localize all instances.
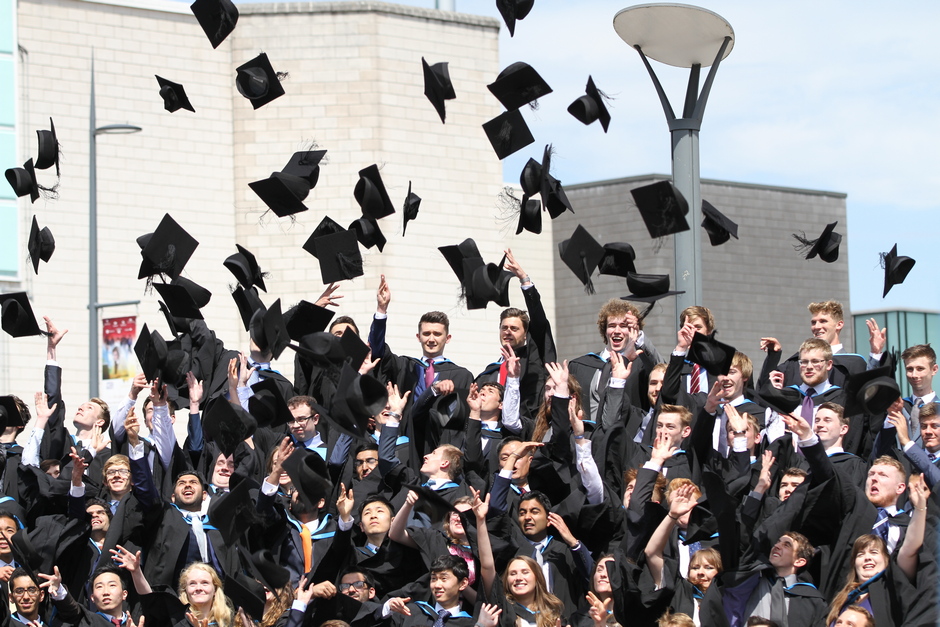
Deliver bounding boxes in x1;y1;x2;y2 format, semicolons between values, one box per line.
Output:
424;360;436;388
802;388;816;428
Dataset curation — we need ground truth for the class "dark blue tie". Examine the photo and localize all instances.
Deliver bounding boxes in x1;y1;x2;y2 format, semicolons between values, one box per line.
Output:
433;609;451;627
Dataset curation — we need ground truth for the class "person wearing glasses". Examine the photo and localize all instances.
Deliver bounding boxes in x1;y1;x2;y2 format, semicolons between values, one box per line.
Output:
287;395;328;461
8;568;46;626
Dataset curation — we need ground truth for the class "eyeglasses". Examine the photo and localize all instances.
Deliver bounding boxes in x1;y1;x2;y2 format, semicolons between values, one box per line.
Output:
338;581;368;592
288;416;311;425
354;458;378;467
12;586;39;597
105;468;131;478
797;359;827;368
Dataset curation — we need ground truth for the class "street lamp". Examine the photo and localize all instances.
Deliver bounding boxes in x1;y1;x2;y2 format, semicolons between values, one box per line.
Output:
89;57;141;398
613;4;734;321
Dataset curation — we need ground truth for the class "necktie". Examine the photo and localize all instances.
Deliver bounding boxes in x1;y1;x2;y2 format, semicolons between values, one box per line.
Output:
112;618;123;627
689;364;702;394
498;360;508;386
425;360;436;388
187;513;209;562
433;609;451;627
928;451;938;463
300;526;313;573
911;397;923;431
802;388;816;427
769;576;788;627
872;508;891;543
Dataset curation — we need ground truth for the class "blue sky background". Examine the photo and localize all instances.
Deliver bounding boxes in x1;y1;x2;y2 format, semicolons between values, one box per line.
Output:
231;0;940;313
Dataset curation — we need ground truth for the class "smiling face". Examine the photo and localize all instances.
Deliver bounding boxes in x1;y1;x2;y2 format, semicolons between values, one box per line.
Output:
593;557;614;595
173;474;206;511
105;462;131;496
505;558;537;603
717;366;745;401
687;554;719;592
866;463;905;508
854;542;888;580
359;501;392;537
921;415;940;453
417;322;450;359
91;572;127;614
87;504;110;533
339;572;375;602
288;403;319;442
604;315;635;353
799;348;832;387
656;412;691;449
211;454;234;489
905;356;938;396
10;574;43;618
517;498;548;539
0;516;16;558
184;567;217;611
429;568;467;608
810;312;843;346
814;408;848;448
769;535;807;574
499;316;527;349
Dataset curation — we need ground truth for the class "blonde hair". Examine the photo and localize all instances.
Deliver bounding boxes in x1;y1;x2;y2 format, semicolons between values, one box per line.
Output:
731;351;753;381
260;583;293;627
799;338;833;361
178;563;234;627
808;300;844;322
437;444;464;479
503;556;564;627
657;610;695;627
665;478;701;503
680;306;715;334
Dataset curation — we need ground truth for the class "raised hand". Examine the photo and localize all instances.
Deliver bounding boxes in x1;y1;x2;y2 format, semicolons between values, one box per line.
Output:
756;450;775;494
467;384;482;414
545;361;570;397
650;434;678;466
387;597;412;616
501;343;521;378
478;603;503;627
376;274;391;314
760;337;782;353
547;511;579;547
315;283;344;308
667;483;699;520
186;372;203;410
129;373;148;400
609;350;632;380
503;248;527;281
111;545;141;573
34;392;56;427
782;413;813;441
867;318;887;354
336;483;355;522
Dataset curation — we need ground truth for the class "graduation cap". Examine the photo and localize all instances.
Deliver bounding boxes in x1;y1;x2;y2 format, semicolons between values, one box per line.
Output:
190;0;238;48
249;549;290;592
235;52;284;110
312;230;364;284
27;216;55;275
487;62;552;110
282;149;327;187
792;221;841;263
248;377;293;428
598;242;636;277
224;573;265;622
134;324;168;381
154;281;205;321
287;331;346;365
137;214;199;280
439;238;483;280
558;225;604;295
842;366;900;417
482;109;534;160
302;216;345;259
281;447;332;511
757;382;802;415
339;327;371;371
35;118;60;175
520;145;572;220
283;300;334;341
429;390;469;430
631;180;690;239
249;172;311;218
0;396;25;429
354;164;395;220
687;332;736;377
5;159;39;203
329;365;385;441
567;76;610;132
495;0;534;36
515;198;542;235
621;272;685;304
0;292;43;338
155;76;195;113
349;215;386;252
465;256;513;310
404;483;458;523
232;285;265;332
202;396;257;458
881;244;915;298
224;244;267;292
701;200;738;246
402;181;421;236
422;58;456;123
249;299;289;359
207;477;261;545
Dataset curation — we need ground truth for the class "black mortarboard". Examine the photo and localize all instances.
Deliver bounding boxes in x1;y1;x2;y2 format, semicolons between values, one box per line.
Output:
404;483;458;523
598;242;636;277
208;477;260;545
134;324;167;381
701;199;738;246
621;272;685;303
155;76;195;113
439;238;482;280
495;0;534;36
154;281;205;320
190;0;238;48
282;149;326;187
339;327;371;372
224;244;267;292
35;118;60;174
482;109;534;160
248;377;292;428
202;396;257;457
349;215;386;252
137;214;199;280
487;62;552;110
422;57;456;123
793;221;841;263
559;225;604;295
249;550;290;592
249;172;311;217
521;144;572;219
175;276;211;309
515;197;542;235
429;390;470;429
223;573;265;622
281;448;331;511
249;299;289;359
302;216;344;259
0;293;42;338
0;396;25;429
354;164;395;220
881;244;915;298
843;366;900;417
688;332;736;377
283;300;334;341
313;230;364;284
402;181;421;235
329;365;385;441
28;216;55;274
235;52;284;110
757;382;802;415
567;76;610;132
5;159;39;203
287;331;345;365
465;256;513;310
631;180;690;239
232;285;265;332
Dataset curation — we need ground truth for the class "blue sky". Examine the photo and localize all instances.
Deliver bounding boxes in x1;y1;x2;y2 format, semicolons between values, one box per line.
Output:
235;0;940;312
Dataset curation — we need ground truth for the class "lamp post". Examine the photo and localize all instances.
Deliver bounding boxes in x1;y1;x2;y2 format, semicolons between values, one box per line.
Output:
89;57;141;398
613;4;733;322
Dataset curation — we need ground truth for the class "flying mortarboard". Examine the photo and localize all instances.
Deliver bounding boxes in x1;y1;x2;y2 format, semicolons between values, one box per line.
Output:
687;332;736;376
402;181;421;235
153;281;205;321
465;255;513;310
354;164;395;220
281;149;326;188
249;299;289;359
0;293;43;338
232;285;265;332
881;244;915;298
567;76;610;132
283;300;334;341
202;396;257;458
482;109;534;160
235;52;285;110
5;159;39;203
621;272;685;304
281;447;332;511
155;76;195;113
248;377;292;427
349;215;386;253
495;0;534;36
27;216;55;274
487;62;552;111
422;58;456;124
515;197;542;235
339;327;371;372
842;366;900;417
137;214;199;280
0;396;24;429
792;221;841;263
329;364;385;441
701;199;738;246
757;383;802;416
224;244;267;292
249;172;311;218
190;0;238;48
558;225;604;295
134;324;168;381
312;230;364;284
631;180;690;239
223;573;265;622
597;242;636;277
302;216;345;259
34;118;60;175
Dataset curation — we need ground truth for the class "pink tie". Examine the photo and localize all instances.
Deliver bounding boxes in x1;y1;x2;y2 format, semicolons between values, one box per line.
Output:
690;364;702;394
424;360;436;388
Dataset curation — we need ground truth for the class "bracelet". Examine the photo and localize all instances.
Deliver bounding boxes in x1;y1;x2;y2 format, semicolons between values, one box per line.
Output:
574;435;585;440
521;276;531;284
668;514;679;521
916;507;928;512
386;411;401;420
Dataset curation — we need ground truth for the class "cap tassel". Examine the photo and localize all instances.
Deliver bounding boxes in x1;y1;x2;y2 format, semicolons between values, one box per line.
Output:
580;256;595;295
878;252;888;269
791;231;817;255
335;252;362;280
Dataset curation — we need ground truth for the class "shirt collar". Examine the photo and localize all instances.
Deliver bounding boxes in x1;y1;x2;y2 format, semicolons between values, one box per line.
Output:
303;433;323;449
435;602;463;615
800;380;832;395
303;517;321;532
830;343;844;354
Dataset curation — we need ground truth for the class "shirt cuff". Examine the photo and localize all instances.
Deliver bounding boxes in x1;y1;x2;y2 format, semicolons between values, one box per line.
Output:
747;490;764;501
671;350;688;357
291;600;308;612
521;282;534;290
498;468;513;478
374;313;388;320
870;352;884;361
261;479;279;496
51;584;67;601
903;440;917;452
338;515;355;531
642;460;663;472
732;437;748;453
46;359;59;367
128;441;146;460
386;418;401;429
798;434;819;448
608;378;626;389
70;484;85;497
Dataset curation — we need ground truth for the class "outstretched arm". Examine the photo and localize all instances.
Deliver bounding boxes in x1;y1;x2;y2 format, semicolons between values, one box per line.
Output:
644;484;697;587
388;490;419;549
898;474;929;581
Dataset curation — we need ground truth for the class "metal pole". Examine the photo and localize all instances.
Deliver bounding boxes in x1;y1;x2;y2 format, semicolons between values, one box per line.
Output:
671;127;702;317
89;56;98;398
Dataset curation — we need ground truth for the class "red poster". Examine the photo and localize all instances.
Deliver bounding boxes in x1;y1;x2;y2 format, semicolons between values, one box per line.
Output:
102;316;136;380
